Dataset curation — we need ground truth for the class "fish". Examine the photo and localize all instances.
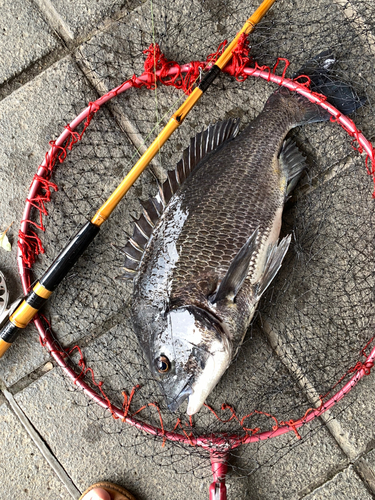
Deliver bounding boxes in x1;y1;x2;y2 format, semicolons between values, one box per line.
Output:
120;51;363;415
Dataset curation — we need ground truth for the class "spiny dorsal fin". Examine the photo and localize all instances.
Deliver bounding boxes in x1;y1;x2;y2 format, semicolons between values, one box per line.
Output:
116;238;143;280
160;118;240;205
120;118;240;280
140;198;160;225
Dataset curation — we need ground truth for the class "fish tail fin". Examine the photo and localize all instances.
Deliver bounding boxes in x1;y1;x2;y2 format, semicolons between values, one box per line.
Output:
293;50;365;124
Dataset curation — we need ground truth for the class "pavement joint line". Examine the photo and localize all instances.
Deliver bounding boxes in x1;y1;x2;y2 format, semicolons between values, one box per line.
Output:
298;460;350;498
262;318;361;461
106;99;167;183
33;0;148;48
299;464;360;499
63;311;131;350
355;458;375;496
0;1;144;104
6;361;56;396
32;0;75;43
297;154;356;199
1;386;81;499
0;46;70;103
3;311;129;395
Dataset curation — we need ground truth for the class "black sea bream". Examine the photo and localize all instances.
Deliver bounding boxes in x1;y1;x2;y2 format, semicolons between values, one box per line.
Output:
121;52;363;415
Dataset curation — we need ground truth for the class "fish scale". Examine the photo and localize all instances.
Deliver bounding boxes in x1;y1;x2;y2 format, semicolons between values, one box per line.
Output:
167;114;291;299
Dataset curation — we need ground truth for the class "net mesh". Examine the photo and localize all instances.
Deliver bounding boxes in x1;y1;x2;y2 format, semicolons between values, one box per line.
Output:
17;0;375;481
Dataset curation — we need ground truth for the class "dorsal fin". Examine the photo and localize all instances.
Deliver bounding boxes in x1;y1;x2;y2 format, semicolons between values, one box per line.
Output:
118;118;240;280
159;118;240;204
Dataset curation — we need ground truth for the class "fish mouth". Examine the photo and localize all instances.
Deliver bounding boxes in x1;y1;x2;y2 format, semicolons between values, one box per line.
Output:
167;382;193;412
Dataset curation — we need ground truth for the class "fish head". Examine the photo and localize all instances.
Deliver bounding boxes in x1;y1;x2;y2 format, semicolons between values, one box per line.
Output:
150;305;232;416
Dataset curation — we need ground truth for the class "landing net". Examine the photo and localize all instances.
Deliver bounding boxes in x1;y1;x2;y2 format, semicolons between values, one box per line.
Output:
15;0;375;489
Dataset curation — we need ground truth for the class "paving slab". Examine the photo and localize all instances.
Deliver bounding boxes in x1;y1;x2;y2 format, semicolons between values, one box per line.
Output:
0;402;68;499
0;0;60;86
302;465;373;500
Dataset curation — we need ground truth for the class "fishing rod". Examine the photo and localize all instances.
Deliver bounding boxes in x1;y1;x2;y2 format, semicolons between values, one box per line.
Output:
0;0;277;358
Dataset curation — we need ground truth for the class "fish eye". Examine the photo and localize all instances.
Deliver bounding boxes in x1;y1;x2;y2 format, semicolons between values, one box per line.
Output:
155;355;171;373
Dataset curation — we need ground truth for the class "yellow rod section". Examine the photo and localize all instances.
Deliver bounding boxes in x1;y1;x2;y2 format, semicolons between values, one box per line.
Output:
91;0;277;226
9;301;38;329
0;340;11;357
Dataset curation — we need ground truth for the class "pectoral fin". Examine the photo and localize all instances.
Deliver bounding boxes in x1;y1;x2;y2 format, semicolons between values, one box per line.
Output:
212;228;259;303
255;234;291;300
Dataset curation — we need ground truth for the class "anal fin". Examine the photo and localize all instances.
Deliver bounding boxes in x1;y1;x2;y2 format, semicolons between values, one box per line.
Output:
279;138;307;198
255;235;291;300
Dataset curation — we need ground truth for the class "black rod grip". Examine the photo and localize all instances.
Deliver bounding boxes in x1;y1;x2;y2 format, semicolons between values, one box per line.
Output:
198;65;221;93
40;221;100;291
0;221;100;357
0;321;20;344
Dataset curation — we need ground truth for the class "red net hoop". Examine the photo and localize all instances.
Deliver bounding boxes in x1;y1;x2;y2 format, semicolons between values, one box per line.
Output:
15;42;375;496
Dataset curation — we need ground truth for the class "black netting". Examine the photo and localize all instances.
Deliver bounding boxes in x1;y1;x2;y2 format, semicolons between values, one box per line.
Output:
19;0;375;482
